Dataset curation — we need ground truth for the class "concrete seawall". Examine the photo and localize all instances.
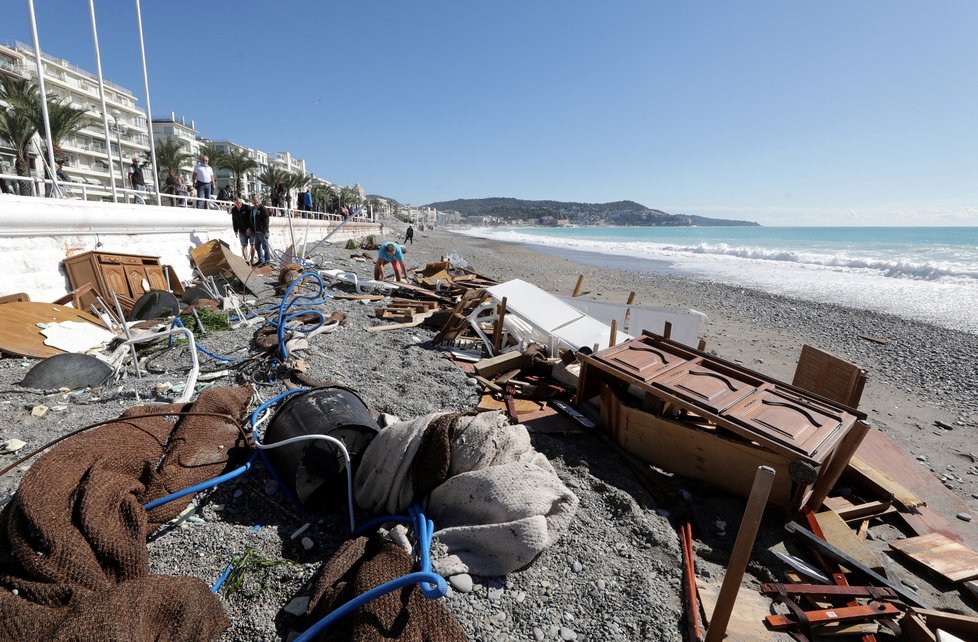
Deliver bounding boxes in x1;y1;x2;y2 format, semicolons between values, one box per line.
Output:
0;195;381;303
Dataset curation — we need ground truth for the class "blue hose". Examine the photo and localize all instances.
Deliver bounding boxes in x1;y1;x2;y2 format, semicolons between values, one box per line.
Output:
271;271;332;360
143;452;257;511
168;317;248;363
292;504;448;642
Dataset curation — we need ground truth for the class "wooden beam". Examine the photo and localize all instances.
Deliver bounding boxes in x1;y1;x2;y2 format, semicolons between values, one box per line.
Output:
491;296;507;354
571;274;585;297
786;520;931;608
704;466;775;642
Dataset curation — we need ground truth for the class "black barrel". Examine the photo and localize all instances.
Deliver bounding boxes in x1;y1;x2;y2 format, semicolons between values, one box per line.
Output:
264;386;380;512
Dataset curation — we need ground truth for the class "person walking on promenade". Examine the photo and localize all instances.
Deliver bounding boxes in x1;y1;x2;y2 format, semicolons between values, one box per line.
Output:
231;196;255;263
404;225;414;245
374;241;407;282
302;188;313;219
127;156;147;204
272;181;286;210
192;155;215;208
250;194;272;266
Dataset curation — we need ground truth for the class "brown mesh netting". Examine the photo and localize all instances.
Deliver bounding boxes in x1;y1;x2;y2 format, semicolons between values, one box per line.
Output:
0;385;253;641
305;534;469;642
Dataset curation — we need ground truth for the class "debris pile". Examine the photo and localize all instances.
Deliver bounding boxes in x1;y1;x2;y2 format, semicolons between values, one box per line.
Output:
0;238;976;641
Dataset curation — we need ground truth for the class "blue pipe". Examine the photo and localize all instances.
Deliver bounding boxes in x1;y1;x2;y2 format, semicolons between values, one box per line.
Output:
143;452;257;511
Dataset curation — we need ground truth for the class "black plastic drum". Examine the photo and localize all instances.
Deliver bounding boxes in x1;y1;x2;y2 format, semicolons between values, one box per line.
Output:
264;386;380;512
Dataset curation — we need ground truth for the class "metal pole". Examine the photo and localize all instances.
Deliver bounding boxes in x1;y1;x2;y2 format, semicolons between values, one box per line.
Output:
112;113;126;202
26;0;58;193
88;0;118;201
134;0;161;206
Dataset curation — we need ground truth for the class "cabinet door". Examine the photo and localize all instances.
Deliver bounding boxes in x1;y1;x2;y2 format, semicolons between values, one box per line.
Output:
102;264;130;299
143;265;168;291
126;267;149;298
655;363;758;413
594;339;687;382
722;386;847;460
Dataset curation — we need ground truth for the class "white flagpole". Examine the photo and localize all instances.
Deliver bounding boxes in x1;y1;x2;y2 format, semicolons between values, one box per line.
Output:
88;0;118;201
134;0;161;205
26;0;58;194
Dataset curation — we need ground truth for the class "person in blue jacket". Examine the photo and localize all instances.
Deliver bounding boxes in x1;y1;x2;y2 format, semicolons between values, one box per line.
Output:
374;241;407;282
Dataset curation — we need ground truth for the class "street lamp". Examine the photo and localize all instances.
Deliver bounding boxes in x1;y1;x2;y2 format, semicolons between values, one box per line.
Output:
111;111;125;201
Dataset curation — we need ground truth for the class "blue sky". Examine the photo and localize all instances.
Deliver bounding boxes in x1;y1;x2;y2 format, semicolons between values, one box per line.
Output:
6;1;978;225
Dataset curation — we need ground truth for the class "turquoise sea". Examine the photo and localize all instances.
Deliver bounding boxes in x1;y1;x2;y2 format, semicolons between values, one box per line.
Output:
454;226;978;334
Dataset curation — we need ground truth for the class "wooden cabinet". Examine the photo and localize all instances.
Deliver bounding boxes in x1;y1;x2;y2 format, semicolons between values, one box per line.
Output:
62;251;170;313
579;332;869;513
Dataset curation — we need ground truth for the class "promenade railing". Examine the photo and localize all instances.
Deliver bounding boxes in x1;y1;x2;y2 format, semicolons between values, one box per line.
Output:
0;172;369;222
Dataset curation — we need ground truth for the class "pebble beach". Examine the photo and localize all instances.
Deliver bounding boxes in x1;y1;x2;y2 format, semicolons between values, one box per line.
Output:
0;226;976;641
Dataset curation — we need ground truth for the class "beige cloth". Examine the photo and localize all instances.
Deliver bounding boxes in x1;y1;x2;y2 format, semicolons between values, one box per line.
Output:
354;411;578;577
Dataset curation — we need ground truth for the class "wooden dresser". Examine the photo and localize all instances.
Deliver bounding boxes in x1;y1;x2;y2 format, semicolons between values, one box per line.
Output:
62;250;169;312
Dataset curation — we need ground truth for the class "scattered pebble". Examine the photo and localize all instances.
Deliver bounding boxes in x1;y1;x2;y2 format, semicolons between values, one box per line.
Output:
957;513;973;522
449;573;473;593
300;537;314;551
559;626;578;641
282;596;310;617
487;586;504;601
30;405;48;418
290;523;311;540
571;560;583;573
0;439;26;454
264;480;279;496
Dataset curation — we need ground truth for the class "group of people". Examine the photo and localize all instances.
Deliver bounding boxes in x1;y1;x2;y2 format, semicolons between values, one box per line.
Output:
230;194;272;266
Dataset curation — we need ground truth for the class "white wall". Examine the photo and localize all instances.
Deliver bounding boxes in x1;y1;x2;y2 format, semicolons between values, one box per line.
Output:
0;195;380;303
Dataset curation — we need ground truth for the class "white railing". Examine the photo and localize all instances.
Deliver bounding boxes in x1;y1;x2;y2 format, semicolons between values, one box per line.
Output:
0;172;376;222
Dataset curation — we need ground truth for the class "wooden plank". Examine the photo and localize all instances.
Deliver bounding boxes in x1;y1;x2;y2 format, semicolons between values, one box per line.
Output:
852;429;978;550
365;312;433;333
696;580;772;642
911;608;978;640
814;509;880;571
473;351;527;379
890;533;978;583
902;613;938;642
787;520;930;608
0;302;105;359
0;292;30;305
333;294;385;301
765;602;901;630
848;453;926;509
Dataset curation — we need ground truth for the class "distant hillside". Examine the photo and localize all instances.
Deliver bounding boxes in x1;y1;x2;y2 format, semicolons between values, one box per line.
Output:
425;197;759;227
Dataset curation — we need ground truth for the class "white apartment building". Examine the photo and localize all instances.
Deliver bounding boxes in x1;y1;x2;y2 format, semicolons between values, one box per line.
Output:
1;43;364;208
207;139;269;197
151;114;202;182
0;41;152;194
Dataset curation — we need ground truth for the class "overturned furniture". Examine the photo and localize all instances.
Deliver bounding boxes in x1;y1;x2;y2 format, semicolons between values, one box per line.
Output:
466;279;629;355
62;250;175;315
578;332;869;513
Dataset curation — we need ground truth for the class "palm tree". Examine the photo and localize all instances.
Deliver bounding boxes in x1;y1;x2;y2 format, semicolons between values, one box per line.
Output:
339;185;362;208
257;166;288;199
284;171;311;209
0;76;39;194
197;144;228;169
3;77;86;177
29;96;87;163
220;149;258;195
155;138;192;182
313;184;338;213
